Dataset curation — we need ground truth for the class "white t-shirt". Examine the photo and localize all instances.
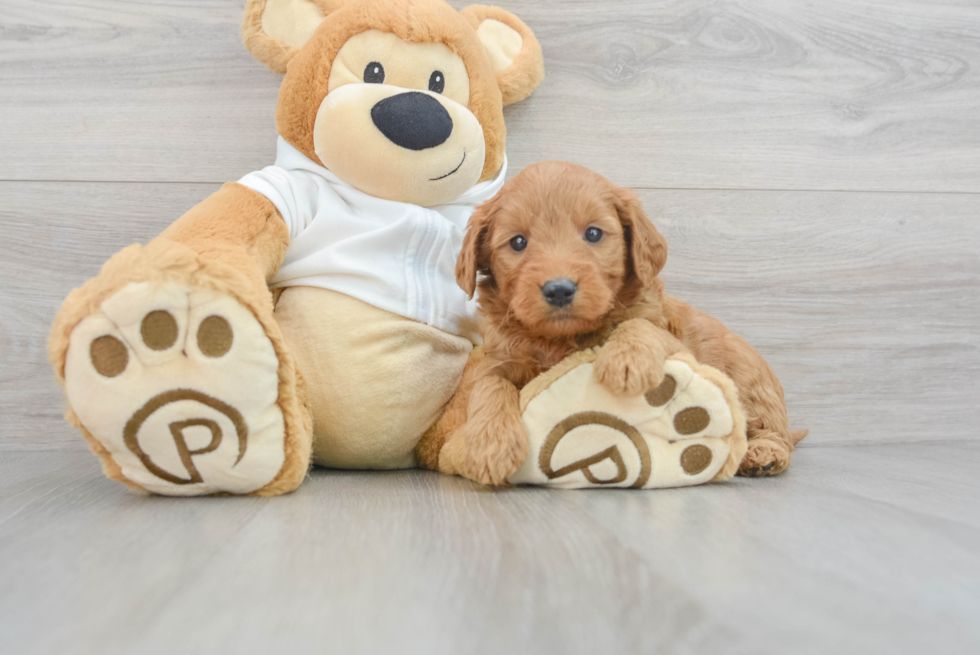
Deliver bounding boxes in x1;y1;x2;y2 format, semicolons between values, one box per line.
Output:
239;137;506;340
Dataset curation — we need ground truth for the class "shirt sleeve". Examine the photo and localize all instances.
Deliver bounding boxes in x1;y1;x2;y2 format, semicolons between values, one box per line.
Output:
238;166;318;241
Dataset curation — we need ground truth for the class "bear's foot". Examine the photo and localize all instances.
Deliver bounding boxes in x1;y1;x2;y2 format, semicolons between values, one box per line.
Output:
62;279;305;496
510;350;747;489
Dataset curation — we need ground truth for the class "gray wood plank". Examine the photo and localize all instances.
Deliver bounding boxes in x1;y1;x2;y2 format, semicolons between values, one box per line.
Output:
0;181;218;451
1;444;978;655
650;188;980;446
2;0;980;191
2;181;976;449
562;441;980;654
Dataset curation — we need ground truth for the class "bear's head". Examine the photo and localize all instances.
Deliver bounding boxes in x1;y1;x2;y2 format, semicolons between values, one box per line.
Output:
242;0;544;207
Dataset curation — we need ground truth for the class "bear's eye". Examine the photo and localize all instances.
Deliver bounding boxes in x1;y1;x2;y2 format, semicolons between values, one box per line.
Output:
510;235;527;252
429;71;445;94
364;62;385;84
584;227;603;243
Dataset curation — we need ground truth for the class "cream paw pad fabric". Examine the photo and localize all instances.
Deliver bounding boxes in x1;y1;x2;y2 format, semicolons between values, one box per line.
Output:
509;350;747;489
63;282;286;496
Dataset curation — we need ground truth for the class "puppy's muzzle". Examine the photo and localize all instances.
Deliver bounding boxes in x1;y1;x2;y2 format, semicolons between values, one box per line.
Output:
371;92;452;151
542;278;578;308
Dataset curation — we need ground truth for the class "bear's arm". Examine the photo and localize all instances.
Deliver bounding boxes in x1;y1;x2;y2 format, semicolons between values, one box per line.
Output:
160;181;289;281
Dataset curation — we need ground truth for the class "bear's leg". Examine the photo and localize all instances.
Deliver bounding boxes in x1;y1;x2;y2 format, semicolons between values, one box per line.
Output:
50;184;313;496
512;349;748;489
273;287;473;470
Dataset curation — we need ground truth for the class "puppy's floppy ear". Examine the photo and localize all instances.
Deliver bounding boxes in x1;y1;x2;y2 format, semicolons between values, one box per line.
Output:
461;6;545;105
456;197;498;299
615;187;667;287
242;0;341;73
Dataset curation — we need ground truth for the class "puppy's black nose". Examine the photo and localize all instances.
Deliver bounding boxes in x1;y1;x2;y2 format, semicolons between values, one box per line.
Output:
542;278;578;307
371;92;453;151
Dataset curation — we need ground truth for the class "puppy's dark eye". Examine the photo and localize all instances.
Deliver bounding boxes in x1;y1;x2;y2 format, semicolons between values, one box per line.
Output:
364;62;385;84
429;71;445;94
510;235;528;252
585;227;603;243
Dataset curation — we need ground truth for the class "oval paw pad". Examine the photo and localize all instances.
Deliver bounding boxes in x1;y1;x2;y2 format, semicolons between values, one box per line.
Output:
64;282;285;496
512;354;740;489
644;375;676;407
197;315;233;358
680;444;712;475
141;310;179;351
90;335;128;378
674;406;710;435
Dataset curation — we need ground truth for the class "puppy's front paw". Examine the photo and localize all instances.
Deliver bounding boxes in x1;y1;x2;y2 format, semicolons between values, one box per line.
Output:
461;414;529;486
593;341;665;397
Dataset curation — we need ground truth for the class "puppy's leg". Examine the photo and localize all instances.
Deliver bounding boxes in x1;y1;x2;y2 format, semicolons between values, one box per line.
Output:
593;318;686;396
730;354;808;477
666;298;806;477
415;348;484;472
458;374;528;486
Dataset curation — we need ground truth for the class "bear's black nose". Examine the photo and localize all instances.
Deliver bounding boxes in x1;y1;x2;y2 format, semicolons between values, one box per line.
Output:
371;92;453;151
542;278;578;308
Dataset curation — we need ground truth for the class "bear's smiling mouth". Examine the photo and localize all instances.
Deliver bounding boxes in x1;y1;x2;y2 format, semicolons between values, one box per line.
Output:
429;151;466;181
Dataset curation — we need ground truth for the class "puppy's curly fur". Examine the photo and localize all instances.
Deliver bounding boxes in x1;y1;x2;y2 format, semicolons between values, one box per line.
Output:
417;161;806;485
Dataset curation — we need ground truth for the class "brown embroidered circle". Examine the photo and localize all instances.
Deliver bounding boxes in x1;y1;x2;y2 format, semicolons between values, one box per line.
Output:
197;315;233;358
673;406;710;435
539;411;652;488
644;374;677;407
141;310;178;351
680;444;713;475
123;389;249;485
90;335;128;377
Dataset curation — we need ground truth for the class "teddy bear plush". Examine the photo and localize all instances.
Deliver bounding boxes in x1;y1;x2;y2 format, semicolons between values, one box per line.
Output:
48;0;546;496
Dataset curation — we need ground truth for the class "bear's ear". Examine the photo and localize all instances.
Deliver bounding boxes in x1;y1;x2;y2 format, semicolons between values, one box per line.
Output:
242;0;342;73
461;6;545;105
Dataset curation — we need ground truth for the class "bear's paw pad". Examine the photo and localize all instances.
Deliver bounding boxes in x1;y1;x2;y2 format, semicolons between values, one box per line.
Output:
511;353;742;489
64;282;285;496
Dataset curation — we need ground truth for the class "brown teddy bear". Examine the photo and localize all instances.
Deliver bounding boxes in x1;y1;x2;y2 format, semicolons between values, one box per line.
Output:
48;0;544;496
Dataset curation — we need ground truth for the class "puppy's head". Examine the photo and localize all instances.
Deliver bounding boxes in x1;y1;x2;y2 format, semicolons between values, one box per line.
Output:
458;161;667;337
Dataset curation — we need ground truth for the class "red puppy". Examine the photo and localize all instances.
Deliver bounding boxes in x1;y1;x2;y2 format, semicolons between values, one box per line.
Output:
417;161;806;485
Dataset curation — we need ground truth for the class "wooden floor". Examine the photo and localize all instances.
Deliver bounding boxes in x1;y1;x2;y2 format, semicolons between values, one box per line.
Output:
1;443;978;655
1;1;978;653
